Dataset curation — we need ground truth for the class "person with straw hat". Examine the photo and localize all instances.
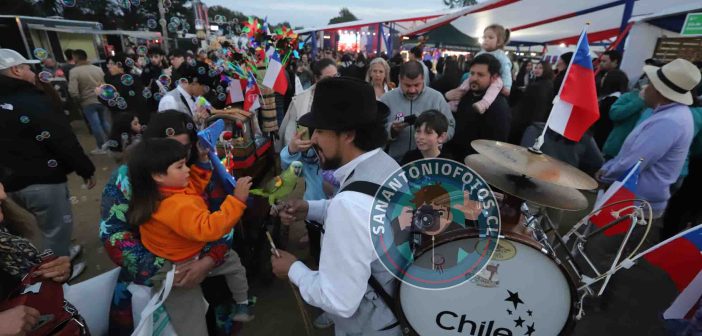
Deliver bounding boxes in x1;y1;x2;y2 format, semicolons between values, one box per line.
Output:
596;58;701;235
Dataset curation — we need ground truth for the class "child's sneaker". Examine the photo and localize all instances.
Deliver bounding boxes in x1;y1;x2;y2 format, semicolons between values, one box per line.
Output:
231;303;255;322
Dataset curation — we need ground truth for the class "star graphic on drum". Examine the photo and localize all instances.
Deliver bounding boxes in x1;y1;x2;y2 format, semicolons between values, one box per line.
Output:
505;290;524;309
514;316;525;328
525;322;536;336
527;309;533;316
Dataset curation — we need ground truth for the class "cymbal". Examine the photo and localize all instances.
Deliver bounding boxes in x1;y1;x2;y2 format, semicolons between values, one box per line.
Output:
471;140;598;190
465;154;588;211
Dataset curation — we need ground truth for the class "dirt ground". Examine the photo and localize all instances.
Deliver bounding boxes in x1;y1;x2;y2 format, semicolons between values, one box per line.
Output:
65;121;673;336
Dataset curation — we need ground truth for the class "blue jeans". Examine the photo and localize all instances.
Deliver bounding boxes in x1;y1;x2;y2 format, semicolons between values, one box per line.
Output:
83;103;110;147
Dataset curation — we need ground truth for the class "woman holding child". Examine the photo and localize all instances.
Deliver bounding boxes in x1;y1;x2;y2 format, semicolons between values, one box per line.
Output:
99;111;253;335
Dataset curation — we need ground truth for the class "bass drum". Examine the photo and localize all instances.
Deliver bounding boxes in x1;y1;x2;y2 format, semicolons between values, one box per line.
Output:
396;231;577;336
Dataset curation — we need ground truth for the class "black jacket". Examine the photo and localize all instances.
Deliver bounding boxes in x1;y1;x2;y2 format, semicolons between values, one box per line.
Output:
140;63;164;114
520;122;603;176
553;71;566;97
105;73;150;124
0;75;95;192
510;77;554;144
592;95;618;148
445;91;511;162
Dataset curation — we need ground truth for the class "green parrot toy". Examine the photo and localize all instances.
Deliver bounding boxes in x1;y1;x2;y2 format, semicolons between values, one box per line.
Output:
250;161;303;205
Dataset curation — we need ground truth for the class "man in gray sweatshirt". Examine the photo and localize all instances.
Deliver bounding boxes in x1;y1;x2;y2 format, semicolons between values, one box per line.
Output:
381;61;454;162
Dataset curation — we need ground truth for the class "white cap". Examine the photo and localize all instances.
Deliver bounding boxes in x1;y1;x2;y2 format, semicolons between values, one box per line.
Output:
0;49;40;70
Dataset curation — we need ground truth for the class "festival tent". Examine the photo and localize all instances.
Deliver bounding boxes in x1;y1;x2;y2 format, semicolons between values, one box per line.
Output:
402;0;700;46
297;9;461;55
404;24;481;51
620;3;702;85
296;10;458;35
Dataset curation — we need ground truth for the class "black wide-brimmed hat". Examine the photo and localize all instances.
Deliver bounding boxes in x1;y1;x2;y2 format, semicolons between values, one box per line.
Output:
299;77;382;131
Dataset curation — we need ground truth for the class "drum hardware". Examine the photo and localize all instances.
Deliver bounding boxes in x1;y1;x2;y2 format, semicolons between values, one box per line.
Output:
520;205;554;255
517;204;585;276
557;199;653;294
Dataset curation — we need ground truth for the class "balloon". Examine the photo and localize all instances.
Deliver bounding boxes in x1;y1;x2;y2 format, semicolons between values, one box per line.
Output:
59;0;76;7
147;19;158;29
33;48;48;60
38;71;53;83
97;84;118;100
121;74;134;86
158;75;171;87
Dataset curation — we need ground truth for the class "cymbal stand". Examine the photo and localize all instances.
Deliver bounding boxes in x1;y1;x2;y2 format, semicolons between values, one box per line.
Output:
520;204;590;319
520;203;585;276
554;202;651;293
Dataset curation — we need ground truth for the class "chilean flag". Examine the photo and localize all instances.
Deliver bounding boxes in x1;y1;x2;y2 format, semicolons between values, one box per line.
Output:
243;72;260;112
590;160;641;236
225;77;245;105
262;51;288;95
632;225;702;320
547;28;599;142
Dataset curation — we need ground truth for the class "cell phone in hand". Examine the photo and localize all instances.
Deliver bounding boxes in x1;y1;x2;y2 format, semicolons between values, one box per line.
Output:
296;124;310;140
401;114;417;125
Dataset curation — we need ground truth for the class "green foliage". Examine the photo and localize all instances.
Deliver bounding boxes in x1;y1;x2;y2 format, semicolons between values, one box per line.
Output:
442;0;478;8
208;5;248;24
1;0;194;31
328;7;358;25
0;0;37;16
1;1;292;33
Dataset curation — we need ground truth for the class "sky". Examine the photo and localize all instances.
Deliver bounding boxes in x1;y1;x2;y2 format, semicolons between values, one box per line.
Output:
203;0;450;29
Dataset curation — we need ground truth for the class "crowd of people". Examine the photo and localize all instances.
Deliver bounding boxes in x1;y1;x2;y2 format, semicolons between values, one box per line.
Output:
0;19;701;336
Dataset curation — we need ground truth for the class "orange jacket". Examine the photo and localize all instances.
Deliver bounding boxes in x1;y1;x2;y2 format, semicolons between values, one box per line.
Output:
140;165;246;262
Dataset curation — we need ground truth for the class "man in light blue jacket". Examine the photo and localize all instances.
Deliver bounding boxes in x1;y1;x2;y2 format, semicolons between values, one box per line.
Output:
381;61;455;162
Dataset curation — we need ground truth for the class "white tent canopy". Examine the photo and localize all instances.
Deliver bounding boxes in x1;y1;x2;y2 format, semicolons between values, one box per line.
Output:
402;0;699;45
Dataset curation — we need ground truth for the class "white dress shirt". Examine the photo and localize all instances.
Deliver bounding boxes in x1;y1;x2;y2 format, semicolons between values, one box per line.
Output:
158;85;195;117
288;149;381;318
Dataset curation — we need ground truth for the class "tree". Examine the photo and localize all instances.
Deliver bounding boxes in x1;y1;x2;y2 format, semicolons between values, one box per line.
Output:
328;8;358;25
443;0;477;8
1;0;195;32
0;0;39;16
208;5;248;24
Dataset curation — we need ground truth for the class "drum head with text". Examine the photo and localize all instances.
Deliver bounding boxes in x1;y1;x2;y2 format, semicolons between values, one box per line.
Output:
399;235;575;336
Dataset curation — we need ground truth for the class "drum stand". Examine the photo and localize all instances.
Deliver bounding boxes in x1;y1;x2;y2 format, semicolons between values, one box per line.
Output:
519;201;652;319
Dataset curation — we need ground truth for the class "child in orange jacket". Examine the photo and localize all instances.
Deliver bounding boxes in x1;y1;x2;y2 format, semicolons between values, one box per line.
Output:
127;138;255;327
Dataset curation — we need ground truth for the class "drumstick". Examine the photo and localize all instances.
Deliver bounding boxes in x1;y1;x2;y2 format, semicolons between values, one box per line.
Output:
266;231;280;258
266;231;313;335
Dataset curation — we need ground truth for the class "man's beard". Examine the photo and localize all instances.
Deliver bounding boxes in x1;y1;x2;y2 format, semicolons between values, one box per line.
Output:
320;155;342;170
315;145;342;170
470;83;487;96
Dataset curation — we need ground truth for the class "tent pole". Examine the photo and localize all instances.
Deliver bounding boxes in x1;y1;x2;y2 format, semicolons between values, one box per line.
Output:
310;32;317;59
617;0;635;52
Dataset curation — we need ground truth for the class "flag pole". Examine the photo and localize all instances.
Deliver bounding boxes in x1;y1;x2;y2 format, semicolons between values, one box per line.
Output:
531;23;590;153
